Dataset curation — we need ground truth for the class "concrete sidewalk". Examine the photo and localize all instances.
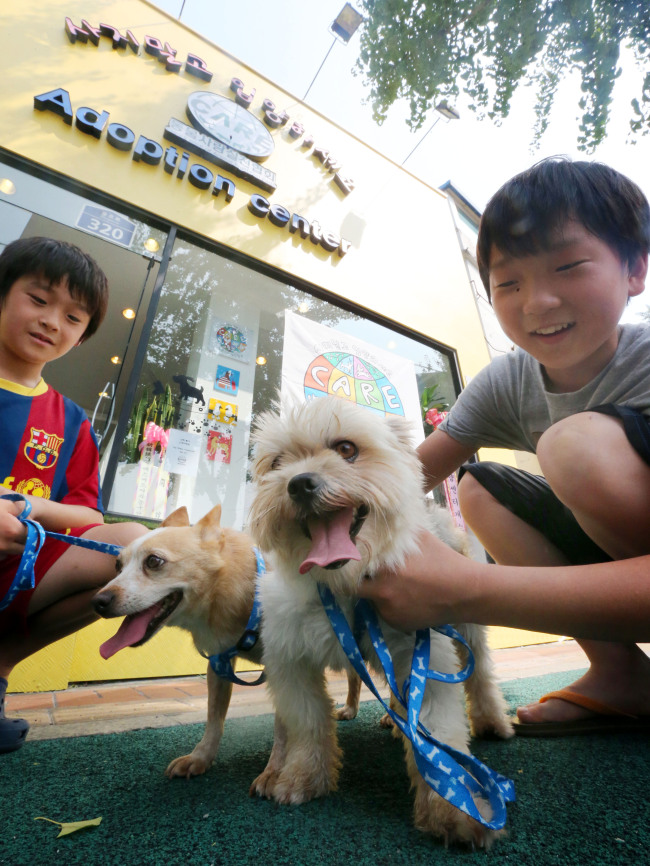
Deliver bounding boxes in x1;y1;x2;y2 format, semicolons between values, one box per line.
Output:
4;639;604;742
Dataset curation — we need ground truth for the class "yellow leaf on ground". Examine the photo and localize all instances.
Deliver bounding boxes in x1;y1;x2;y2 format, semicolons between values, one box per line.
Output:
35;816;102;837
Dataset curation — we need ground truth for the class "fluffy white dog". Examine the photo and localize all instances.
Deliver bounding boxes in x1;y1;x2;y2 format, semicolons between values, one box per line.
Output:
248;396;513;847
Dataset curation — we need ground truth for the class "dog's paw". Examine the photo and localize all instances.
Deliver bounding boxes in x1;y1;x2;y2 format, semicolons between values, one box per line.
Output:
270;766;336;805
413;778;505;849
250;766;280;799
165;753;212;779
252;754;339;804
469;712;516;740
379;712;394;729
334;704;358;721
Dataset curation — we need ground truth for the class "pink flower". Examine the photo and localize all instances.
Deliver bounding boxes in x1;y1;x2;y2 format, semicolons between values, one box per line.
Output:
425;409;447;429
139;422;170;454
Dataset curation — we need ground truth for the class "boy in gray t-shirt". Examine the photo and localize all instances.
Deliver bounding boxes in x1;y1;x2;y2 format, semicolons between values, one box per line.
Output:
359;157;650;737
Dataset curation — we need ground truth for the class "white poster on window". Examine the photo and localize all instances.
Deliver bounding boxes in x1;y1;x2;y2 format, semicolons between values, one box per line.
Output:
164;429;202;476
281;311;423;443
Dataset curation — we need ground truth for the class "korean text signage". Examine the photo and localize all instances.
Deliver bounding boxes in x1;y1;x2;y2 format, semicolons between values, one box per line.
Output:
29;17;357;259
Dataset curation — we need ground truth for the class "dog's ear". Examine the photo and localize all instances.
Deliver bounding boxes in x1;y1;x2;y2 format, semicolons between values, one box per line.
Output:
384;414;417;450
196;504;223;537
162;506;190;527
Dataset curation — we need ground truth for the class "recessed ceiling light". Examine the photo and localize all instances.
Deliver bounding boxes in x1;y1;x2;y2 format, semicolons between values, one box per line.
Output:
110;355;121;364
122;308;136;320
256;356;267;365
0;178;16;195
144;237;160;252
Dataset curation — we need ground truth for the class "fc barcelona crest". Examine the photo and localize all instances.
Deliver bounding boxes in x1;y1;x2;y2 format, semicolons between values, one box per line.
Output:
24;428;63;469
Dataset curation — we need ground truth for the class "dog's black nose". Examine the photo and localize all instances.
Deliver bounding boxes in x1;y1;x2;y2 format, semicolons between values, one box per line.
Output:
92;590;115;617
288;472;324;506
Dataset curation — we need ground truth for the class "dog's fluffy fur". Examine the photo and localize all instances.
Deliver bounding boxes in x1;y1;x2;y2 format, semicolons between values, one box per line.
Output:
248;397;513;848
92;506;262;779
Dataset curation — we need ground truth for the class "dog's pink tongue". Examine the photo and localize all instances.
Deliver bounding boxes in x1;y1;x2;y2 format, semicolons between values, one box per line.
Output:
299;507;361;574
99;603;162;659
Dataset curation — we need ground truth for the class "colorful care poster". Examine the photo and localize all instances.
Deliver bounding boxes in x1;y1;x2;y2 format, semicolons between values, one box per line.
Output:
281;311;423;442
208;398;238;425
214;365;240;396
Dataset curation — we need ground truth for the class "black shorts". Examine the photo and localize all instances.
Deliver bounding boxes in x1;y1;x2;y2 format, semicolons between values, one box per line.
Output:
458;404;650;566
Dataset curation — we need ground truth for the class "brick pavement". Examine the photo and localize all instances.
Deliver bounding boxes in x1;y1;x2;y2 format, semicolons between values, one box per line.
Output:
2;639;611;742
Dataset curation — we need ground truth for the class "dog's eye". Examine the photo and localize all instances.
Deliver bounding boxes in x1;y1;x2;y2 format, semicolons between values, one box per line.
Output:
145;554;165;570
270;456;282;470
115;560;122;574
333;440;358;462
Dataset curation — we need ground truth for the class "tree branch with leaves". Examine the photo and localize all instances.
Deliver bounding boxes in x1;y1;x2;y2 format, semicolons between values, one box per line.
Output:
356;0;650;151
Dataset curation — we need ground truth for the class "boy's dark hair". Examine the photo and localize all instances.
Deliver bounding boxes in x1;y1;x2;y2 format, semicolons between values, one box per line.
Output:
477;157;650;298
0;236;109;340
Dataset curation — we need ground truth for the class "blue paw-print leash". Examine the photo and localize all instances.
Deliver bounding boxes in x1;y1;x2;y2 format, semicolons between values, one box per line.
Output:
318;583;515;831
0;494;122;613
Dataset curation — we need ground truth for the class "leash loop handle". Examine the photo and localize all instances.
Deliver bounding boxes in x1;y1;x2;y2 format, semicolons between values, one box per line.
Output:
0;493;122;613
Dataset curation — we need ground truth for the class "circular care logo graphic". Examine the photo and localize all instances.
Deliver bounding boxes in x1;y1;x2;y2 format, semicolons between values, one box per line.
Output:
186;92;274;161
304;352;404;416
215;324;248;355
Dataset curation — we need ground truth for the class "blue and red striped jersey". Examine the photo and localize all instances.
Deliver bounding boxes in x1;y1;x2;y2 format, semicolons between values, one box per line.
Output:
0;377;103;512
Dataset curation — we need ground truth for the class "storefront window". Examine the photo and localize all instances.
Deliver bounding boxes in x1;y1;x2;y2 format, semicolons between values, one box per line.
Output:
107;236;460;527
0;157;167;455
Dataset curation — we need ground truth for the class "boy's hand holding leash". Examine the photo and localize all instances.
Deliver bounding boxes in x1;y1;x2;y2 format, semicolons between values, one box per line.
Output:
0;491;28;557
357;529;481;632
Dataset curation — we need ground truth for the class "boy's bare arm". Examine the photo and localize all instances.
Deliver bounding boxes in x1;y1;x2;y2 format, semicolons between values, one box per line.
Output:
416;429;477;493
358;530;650;643
0;485;103;553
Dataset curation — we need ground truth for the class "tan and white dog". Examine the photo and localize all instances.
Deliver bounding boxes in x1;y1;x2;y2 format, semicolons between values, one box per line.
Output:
92;505;362;778
92;505;264;779
248;397;513;848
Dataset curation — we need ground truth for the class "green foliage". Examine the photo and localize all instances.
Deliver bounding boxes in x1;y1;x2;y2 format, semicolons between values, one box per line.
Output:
123;383;176;463
420;383;448;436
356;0;650;151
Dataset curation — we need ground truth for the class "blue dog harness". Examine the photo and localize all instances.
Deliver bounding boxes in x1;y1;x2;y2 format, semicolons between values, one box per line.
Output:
318;583;515;831
0;494;122;612
204;547;266;686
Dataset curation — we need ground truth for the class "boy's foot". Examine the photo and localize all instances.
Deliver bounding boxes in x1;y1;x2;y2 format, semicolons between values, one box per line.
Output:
515;661;650;736
0;677;29;754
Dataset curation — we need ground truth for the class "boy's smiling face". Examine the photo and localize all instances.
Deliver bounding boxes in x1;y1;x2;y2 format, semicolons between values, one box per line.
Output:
488;221;647;392
0;273;91;386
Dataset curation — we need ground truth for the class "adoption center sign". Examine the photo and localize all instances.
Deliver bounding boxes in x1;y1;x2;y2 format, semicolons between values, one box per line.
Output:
30;16;355;260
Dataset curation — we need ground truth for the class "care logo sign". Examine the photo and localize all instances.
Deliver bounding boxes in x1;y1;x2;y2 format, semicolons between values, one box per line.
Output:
305;352;405;417
281;311;422;440
186;91;274;159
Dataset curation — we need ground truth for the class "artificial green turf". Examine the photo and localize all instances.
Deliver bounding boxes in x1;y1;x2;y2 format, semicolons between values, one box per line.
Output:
2;669;648;866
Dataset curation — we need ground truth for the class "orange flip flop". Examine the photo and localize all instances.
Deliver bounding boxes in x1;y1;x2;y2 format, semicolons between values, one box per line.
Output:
513;688;650;737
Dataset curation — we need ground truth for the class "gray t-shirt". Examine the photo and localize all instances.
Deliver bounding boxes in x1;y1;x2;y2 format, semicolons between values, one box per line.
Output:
439;322;650;453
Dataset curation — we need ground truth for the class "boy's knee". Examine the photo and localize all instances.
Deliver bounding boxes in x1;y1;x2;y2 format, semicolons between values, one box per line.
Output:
537;412;621;480
85;521;148;548
457;470;495;518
